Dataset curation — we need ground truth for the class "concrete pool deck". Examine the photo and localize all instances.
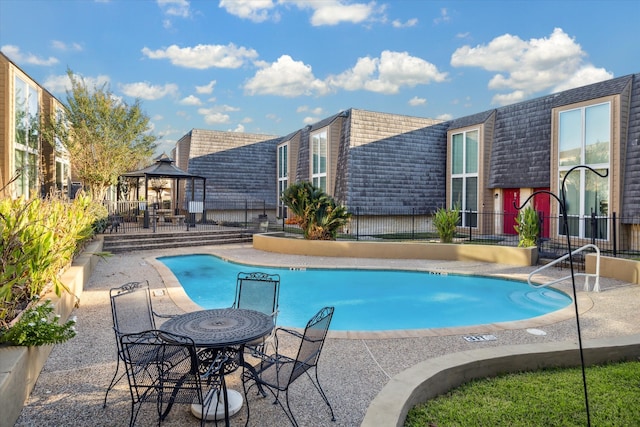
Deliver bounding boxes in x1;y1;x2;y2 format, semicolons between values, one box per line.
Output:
14;243;640;427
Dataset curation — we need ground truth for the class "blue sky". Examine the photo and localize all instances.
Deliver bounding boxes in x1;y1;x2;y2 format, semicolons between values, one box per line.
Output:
1;0;638;156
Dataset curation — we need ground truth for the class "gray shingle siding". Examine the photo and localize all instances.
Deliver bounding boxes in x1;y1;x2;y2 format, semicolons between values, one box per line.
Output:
622;74;640;220
185;129;281;203
346;123;448;211
489;97;553;188
486;74;637;191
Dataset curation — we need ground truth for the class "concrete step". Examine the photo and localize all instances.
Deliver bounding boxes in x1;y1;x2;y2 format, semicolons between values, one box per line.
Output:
102;230;253;253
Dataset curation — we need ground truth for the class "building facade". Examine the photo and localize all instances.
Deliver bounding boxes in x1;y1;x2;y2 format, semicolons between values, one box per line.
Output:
176;73;639;250
0;52;71;199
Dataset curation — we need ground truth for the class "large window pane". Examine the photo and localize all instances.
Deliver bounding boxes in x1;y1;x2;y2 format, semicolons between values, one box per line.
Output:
465;131;478;174
319;138;327;174
451;178;462;209
584;168;609;216
465;177;478;211
560;171;580;216
452;134;463;174
14;77;27;146
559;109;581;166
585;104;610;164
27;85;39;149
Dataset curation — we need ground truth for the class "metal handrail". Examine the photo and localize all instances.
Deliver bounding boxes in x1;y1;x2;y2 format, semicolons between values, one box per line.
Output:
528;244;601;292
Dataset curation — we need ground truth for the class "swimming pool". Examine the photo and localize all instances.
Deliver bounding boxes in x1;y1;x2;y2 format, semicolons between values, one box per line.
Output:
158;254;571;332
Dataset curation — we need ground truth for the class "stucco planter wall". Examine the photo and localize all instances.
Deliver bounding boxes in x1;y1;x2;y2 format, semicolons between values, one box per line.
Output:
253;233;538;267
0;238;103;427
586;253;640;284
361;334;640;427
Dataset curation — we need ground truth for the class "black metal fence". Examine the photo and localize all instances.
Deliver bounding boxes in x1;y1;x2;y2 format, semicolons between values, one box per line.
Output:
103;200;640;260
102;199;276;233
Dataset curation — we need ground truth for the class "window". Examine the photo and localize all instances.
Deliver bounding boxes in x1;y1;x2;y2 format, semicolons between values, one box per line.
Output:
277;143;288;217
450;129;478;227
13;75;40;197
558;102;610;239
311;130;327;191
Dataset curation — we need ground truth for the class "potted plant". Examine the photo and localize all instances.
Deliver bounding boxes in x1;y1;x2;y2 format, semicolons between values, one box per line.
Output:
433;206;460;243
514;205;540;247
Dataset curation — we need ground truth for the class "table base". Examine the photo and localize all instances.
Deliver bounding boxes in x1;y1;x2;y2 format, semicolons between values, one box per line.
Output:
190;389;243;421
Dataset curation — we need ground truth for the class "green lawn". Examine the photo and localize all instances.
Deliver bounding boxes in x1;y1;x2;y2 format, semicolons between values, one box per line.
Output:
405;361;640;427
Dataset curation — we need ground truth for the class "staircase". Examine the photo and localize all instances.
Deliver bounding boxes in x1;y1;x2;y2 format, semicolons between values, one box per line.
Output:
102;229;254;253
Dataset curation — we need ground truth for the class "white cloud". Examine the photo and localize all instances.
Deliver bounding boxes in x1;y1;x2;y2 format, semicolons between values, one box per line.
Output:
451;28;613;105
551;65;614;93
409;96;426;106
220;0;384;26
1;45;58;66
392;18;418;28
195;80;216;94
433;8;450;24
229;123;246;132
244;55;328;97
179;95;202;105
157;0;191;18
43;73;111;93
219;0;277;23
328;50;448;94
119;82;178;100
51;40;83;52
197;107;230;124
307;1;382;26
141;43;258;69
436;113;453;121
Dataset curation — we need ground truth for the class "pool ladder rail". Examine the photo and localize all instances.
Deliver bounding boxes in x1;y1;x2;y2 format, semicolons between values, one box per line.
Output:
528;244;601;292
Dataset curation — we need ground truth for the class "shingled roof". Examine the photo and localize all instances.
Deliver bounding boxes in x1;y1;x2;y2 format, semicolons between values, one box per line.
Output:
487;74;636;189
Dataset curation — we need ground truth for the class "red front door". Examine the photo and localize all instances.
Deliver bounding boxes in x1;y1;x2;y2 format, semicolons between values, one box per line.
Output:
503;188;520;235
533;188;551;238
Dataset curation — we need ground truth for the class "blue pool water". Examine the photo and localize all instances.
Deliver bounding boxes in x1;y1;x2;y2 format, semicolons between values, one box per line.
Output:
158;254;571;332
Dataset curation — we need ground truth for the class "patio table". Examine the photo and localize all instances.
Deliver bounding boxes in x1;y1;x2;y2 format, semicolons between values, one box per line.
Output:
160;308;274;424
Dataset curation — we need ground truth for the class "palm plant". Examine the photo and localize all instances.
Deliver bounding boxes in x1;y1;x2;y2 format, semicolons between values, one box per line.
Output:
281;182;351;240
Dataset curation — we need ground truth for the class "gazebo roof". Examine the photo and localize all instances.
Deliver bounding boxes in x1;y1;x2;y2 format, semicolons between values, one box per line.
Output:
121;156;204;180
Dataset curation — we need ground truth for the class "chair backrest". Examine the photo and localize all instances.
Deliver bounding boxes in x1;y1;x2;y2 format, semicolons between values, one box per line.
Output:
234;272;280;318
110;281;156;337
120;330;202;410
289;306;334;384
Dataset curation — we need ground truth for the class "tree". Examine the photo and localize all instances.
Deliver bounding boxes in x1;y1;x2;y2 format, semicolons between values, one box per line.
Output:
48;70;157;201
281;181;351;240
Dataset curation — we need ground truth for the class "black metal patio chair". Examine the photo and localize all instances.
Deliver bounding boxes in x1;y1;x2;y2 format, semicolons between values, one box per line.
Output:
120;329;229;427
104;280;175;408
233;272;280;356
241;306;336;427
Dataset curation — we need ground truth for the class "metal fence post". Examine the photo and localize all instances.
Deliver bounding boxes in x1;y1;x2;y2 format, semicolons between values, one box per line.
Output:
356;207;360;241
412;208;415;240
613;212;617;257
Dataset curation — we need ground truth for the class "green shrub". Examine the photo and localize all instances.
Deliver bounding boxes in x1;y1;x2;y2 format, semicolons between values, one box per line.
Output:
0;194;102;328
514;206;540;247
0;299;76;346
433;206;460;243
281;182;351;240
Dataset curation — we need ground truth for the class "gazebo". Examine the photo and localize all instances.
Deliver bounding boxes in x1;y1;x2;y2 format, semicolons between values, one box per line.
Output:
119;155;206;227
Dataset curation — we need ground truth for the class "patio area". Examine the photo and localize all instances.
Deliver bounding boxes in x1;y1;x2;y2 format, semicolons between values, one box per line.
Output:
14;243;640;427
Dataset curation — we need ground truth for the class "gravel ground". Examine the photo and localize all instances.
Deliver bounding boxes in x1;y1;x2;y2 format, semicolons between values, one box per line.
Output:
14;243;640;427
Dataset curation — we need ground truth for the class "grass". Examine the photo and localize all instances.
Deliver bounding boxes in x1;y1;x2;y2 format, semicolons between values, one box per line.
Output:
405;360;640;427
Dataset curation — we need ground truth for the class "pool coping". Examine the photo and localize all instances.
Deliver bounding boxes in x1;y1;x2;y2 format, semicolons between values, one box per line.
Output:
146;251;594;340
